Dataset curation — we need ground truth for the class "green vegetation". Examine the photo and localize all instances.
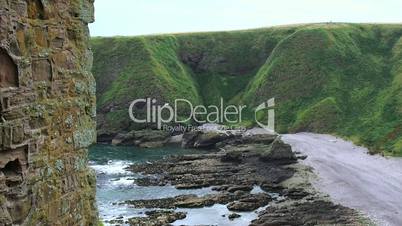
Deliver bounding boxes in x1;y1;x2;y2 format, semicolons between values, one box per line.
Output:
292;97;342;133
92;23;402;155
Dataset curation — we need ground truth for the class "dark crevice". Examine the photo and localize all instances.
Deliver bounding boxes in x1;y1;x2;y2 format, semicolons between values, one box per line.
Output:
1;159;23;187
26;0;45;20
0;49;19;88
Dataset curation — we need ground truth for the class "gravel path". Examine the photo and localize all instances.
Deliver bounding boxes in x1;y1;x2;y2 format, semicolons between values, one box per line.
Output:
283;133;402;226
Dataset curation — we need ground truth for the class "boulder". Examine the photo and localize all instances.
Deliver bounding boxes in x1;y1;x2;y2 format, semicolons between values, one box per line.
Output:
182;131;231;149
111;133;125;145
194;132;230;148
168;134;183;144
227;193;271;211
228;213;241;220
260;137;296;162
181;131;201;148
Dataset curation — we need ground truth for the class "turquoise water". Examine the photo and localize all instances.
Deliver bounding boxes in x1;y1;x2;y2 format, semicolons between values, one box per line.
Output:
89;144;265;226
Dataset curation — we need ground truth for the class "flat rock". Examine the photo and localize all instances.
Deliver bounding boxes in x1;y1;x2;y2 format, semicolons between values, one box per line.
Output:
227;193;271;211
127;210;186;226
228;213;241;220
250;200;362;226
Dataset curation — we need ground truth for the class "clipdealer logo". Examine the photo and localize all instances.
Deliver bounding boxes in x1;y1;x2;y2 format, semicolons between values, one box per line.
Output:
254;98;275;133
129;97;275;132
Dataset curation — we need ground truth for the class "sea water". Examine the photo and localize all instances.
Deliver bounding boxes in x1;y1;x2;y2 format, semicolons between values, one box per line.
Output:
89;144;265;226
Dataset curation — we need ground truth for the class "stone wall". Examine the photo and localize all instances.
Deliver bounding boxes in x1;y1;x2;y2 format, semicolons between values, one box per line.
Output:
0;0;97;225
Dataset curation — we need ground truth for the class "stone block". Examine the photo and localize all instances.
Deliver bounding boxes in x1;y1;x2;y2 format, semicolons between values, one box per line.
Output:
12;124;24;145
52;50;76;70
32;59;52;82
0;122;27;149
33;26;48;48
48;26;66;49
0;125;11;149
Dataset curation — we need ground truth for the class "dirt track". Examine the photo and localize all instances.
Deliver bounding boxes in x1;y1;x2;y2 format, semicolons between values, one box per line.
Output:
283;133;402;226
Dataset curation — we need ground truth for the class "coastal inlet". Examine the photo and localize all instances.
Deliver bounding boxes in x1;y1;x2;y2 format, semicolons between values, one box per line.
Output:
89;129;363;226
89;144;268;226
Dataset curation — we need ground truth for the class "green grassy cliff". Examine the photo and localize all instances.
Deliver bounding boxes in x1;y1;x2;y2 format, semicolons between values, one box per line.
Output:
92;23;402;155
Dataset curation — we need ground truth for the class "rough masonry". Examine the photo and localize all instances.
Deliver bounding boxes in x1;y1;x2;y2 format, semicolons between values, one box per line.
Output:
0;0;97;225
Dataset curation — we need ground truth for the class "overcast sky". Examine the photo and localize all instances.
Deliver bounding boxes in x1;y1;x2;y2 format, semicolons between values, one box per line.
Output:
89;0;402;37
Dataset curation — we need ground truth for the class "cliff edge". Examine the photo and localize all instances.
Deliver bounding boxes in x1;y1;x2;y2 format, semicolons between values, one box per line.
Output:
0;0;97;224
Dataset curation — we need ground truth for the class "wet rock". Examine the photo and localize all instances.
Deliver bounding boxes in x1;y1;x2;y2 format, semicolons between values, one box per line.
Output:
227;193;271;211
139;141;167;148
123;195;195;209
212;185;230;192
228;213;241;220
126;135;364;226
129;138;297;189
105;218;124;225
227;185;253;193
175;183;210;189
260;182;284;193
213;184;253;193
250;200;361;226
123;191;273;212
175;196;215;208
283;188;311;200
127;210;186;226
111;133;125;145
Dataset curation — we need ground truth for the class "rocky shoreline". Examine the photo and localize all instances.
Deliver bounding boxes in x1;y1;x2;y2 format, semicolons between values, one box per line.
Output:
106;128;369;226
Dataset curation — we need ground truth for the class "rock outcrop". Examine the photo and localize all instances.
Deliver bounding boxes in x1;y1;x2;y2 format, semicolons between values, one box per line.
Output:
259;137;297;162
126;135;366;225
181;130;233;149
0;0;97;225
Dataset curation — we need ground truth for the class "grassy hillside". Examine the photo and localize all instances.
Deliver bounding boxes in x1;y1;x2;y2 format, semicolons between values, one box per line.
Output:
92;23;402;155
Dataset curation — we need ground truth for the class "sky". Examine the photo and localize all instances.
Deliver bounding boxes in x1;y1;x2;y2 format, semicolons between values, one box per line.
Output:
89;0;402;37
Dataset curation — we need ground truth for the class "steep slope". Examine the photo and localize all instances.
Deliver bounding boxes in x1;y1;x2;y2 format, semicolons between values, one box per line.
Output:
92;36;202;134
176;29;295;105
242;24;402;155
91;23;402;155
92;28;295;133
